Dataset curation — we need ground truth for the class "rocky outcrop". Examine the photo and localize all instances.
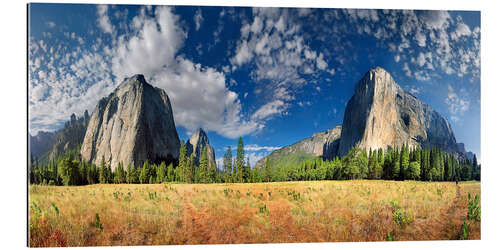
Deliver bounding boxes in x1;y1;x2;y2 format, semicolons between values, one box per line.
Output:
337;67;462;156
186;128;216;168
29;131;56;159
29;111;90;161
80;74;180;169
255;125;342;169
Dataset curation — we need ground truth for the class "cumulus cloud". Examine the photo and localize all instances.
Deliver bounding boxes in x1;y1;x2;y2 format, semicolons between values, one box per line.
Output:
251;100;287;121
445;84;470;119
110;6;261;138
29;6;264;139
194;9;203;31
231;7;330;123
97;5;114;34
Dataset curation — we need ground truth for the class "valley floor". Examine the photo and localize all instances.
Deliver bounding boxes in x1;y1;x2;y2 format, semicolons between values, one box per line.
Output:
28;180;480;246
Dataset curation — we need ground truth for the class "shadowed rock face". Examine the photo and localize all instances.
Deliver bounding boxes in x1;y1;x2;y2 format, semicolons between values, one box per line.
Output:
81;74;180;169
255;125;342;169
186;128;216;168
337;67;460;156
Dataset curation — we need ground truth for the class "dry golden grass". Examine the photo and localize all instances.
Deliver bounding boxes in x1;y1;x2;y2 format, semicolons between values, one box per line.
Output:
28;180;480;246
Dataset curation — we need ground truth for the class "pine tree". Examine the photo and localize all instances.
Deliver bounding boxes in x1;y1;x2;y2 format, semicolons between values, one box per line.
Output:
245;157;251;183
368;148;375;179
199;146;208;183
99;156;106;184
178;140;187;182
139;161;147;184
232;157;237;183
393;148;400;180
236;137;245;183
265;157;271;182
383;151;393;179
400;144;410;180
223;146;233;183
407;161;421;180
126;163;133;184
472;154;479;181
167;163;174;182
187;154;195;183
115;162;125;184
156;162;167;183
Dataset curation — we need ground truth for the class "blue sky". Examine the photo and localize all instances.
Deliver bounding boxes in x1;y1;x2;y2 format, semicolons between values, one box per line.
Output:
28;4;481;166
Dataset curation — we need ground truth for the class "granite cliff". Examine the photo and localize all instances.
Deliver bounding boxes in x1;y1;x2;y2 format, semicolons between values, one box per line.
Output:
186;128;217;168
80;74;180;169
258;67;470;168
337;67;462;156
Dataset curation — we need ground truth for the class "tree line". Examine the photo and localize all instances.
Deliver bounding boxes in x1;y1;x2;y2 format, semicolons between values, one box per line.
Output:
29;139;480;186
262;144;480;182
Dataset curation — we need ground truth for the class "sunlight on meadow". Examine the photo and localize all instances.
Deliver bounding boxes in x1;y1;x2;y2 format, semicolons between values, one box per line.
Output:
28;180;480;246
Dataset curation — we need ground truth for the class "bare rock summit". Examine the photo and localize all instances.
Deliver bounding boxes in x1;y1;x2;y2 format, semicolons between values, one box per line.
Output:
337;67;461;156
186;128;216;168
80;74;180;169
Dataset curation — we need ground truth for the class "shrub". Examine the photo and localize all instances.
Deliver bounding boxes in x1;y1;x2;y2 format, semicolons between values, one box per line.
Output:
94;213;103;230
461;220;468;240
393;208;412;227
467;193;481;221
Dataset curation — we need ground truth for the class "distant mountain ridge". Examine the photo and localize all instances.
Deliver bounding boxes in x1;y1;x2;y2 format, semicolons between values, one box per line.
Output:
29;111;90;162
255;125;342;169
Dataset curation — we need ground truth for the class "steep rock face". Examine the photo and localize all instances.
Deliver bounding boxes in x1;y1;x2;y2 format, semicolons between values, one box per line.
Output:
49;112;90;160
29;131;56;159
337;67;460;156
80;74;180;169
186;128;216;168
29;111;90;161
255;125;342;168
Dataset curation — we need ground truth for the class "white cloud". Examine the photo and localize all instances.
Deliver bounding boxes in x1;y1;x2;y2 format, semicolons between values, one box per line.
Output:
247;152;268;168
244;144;281;152
394;54;400;62
445;85;470;118
297;8;312;17
97;5;114;34
420;10;451;30
46;21;56;28
29;6;264;139
111;6;261;139
231;8;329;124
194;9;203;31
452;22;472;40
251;100;286;121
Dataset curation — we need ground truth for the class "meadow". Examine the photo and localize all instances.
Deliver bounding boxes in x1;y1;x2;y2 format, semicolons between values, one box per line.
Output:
28;180;480;246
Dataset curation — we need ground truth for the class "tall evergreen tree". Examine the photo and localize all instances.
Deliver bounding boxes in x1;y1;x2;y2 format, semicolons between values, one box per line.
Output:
223;146;233;183
265;157;271;182
199;146;209;183
245;157;251;183
236;137;245;183
156;162;167;183
400;144;410;180
99;156;106;184
115;162;126;184
178;140;187;182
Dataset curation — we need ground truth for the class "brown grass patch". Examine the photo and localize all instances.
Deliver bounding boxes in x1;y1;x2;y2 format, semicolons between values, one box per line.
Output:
28;180;480;246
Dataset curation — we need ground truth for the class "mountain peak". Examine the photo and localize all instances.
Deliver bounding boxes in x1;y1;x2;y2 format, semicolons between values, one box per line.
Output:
339;67;460;156
186;128;216;167
81;74;180;169
189;128;209;146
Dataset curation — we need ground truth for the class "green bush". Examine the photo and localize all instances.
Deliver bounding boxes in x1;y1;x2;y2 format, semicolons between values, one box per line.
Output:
393;208;412;227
